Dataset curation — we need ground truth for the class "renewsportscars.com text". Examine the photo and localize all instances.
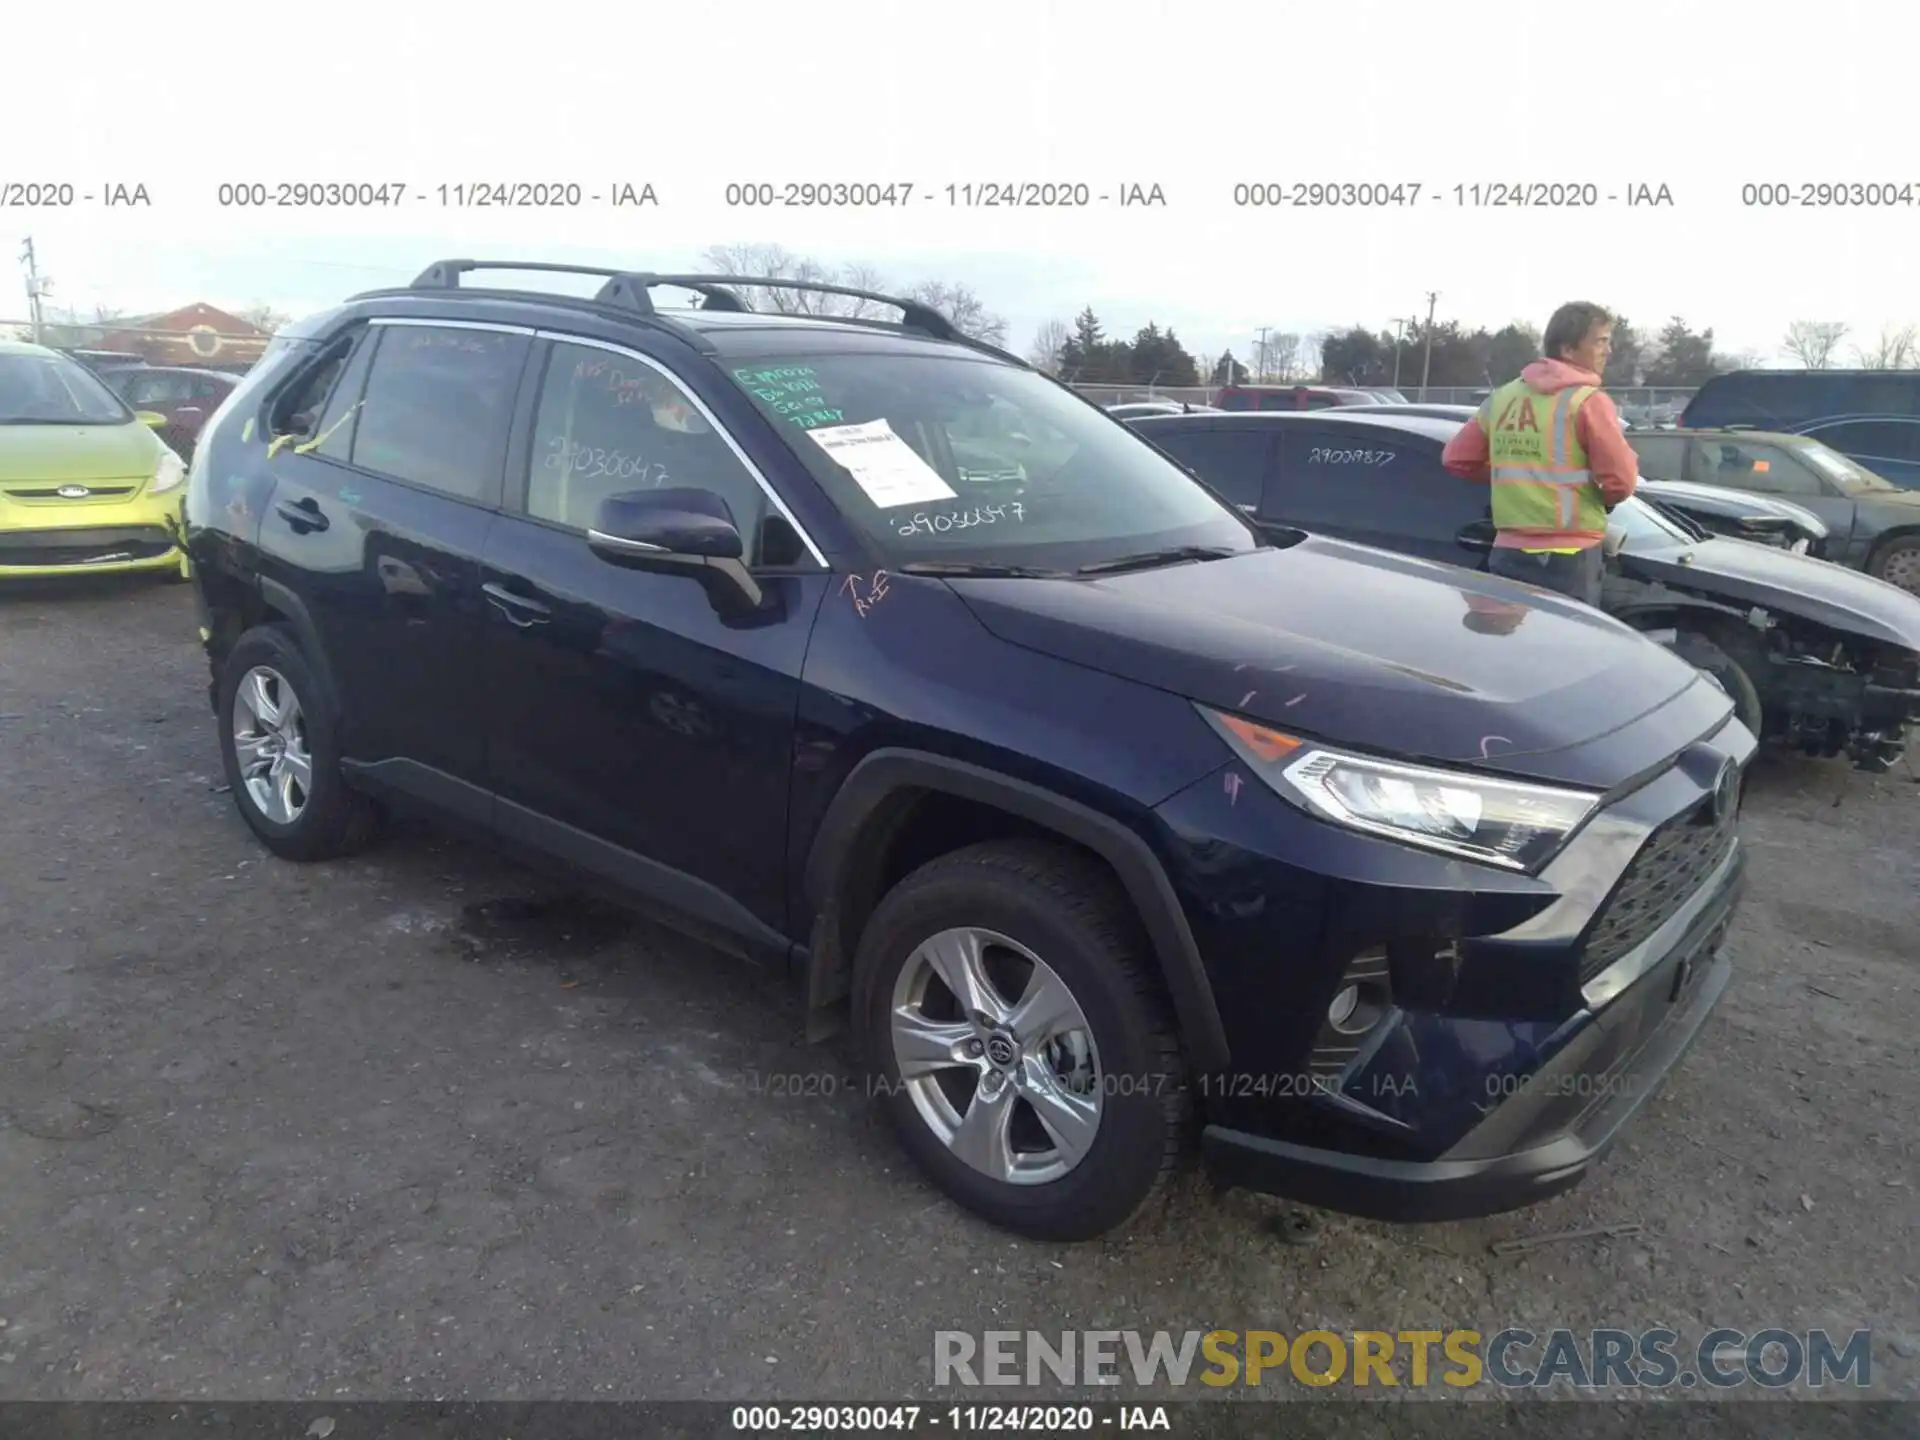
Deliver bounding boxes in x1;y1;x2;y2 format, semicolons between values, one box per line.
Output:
933;1328;1872;1390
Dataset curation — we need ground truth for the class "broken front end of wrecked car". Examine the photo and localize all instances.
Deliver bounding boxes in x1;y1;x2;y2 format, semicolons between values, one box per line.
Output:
1603;499;1920;772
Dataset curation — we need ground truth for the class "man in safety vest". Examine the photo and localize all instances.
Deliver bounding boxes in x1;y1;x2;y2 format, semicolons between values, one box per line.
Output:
1440;301;1639;606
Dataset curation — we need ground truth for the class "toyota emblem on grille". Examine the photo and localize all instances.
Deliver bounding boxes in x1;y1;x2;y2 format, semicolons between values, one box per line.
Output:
57;484;92;498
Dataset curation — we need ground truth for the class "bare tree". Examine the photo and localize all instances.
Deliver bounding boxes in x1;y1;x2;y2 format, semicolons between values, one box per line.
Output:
1851;323;1920;370
1027;318;1070;373
696;243;1008;344
1781;320;1848;369
236;303;292;335
1265;331;1303;382
1300;331;1328;382
905;281;1009;347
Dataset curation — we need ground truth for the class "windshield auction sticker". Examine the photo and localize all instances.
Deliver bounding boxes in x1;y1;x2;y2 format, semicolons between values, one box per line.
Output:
807;419;959;507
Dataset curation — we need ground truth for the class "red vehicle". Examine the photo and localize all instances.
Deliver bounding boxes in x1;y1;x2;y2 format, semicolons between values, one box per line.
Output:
96;365;240;456
1215;383;1379;411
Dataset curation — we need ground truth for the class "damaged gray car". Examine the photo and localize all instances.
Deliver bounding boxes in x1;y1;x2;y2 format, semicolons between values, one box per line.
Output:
1127;408;1920;772
1592;497;1919;771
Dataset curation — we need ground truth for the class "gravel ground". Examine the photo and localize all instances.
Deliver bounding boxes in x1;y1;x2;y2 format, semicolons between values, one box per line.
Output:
1;575;1916;1408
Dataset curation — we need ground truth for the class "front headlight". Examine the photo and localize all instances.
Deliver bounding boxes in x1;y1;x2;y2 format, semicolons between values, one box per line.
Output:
149;447;187;495
1198;706;1600;872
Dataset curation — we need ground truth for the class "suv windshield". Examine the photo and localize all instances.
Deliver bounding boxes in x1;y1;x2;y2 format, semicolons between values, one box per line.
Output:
725;351;1257;569
1794;440;1893;492
0;350;133;425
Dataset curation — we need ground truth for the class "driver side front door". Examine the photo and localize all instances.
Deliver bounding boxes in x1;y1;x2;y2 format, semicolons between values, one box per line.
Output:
477;334;832;947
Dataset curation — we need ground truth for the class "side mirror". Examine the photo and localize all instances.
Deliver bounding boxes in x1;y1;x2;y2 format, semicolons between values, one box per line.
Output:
135;410;167;429
587;487;763;614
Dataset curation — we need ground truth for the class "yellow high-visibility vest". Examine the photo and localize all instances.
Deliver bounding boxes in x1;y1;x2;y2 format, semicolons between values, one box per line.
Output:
1481;378;1606;542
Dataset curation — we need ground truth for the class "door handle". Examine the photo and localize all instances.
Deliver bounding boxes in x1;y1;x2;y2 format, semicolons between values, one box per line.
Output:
482;581;552;627
275;496;329;533
1456;525;1494;550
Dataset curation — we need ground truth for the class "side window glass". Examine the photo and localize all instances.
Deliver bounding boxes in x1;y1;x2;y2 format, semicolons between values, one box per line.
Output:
119;372;157;405
1148;428;1271;509
268;345;352;446
351;326;529;502
1812;420;1920;464
1272;430;1467;537
1686;438;1818;495
1628;434;1685;477
304;336;376;461
527;341;776;559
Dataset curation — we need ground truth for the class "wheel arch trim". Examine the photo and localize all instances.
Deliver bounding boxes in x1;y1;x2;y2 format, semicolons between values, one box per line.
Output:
802;748;1230;1073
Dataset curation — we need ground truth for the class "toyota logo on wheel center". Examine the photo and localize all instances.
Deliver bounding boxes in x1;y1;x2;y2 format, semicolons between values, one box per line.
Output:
984;1034;1018;1067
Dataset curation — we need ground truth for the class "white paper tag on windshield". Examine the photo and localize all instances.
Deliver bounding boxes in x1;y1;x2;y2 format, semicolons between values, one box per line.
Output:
807;419;958;508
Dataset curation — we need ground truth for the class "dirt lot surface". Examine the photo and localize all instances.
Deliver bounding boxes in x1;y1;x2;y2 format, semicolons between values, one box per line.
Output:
1;576;1916;1410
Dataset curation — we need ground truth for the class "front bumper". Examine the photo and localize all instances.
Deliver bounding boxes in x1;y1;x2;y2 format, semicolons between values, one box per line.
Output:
1201;843;1742;1221
0;491;186;576
1147;696;1755;1224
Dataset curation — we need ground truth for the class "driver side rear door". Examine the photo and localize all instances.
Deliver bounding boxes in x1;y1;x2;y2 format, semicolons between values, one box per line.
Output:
1266;425;1494;570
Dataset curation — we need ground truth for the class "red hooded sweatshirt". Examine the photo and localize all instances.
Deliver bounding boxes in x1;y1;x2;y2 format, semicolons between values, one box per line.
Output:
1440;357;1639;550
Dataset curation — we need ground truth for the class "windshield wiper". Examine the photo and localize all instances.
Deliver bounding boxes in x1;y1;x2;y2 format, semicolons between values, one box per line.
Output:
1072;545;1240;576
897;560;1068;578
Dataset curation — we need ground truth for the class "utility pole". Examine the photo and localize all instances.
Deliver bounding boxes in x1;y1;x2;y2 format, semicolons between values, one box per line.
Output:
1390;316;1418;390
20;237;48;344
1255;326;1271;384
1418;291;1439;396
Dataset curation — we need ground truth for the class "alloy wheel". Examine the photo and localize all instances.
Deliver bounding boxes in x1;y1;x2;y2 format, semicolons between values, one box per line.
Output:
232;665;313;825
889;926;1104;1186
1880;547;1920;596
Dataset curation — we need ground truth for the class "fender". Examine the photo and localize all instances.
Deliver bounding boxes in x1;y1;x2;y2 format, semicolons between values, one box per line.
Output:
802;748;1231;1074
255;575;348;727
1611;592;1756;643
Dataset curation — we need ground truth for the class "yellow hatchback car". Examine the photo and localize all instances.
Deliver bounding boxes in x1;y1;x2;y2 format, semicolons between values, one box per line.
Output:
0;339;191;579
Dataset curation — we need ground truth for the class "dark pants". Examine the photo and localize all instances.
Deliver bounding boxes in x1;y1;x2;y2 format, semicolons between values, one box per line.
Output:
1487;543;1605;607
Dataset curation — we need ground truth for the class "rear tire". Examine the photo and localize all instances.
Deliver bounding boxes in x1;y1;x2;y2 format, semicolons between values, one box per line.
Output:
216;624;384;861
855;839;1185;1241
1868;536;1920;597
1672;629;1764;738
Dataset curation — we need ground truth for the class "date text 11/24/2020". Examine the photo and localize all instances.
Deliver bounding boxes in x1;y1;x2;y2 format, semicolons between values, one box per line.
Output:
744;1071;1424;1101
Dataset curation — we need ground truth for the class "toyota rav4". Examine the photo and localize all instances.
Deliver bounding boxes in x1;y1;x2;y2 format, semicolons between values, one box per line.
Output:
182;262;1753;1240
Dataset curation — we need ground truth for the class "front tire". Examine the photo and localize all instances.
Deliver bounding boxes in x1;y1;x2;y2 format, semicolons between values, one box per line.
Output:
855;840;1185;1241
216;624;383;861
1869;536;1920;597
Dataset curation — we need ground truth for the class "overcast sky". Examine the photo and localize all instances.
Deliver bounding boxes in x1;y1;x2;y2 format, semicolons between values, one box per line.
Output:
9;0;1915;366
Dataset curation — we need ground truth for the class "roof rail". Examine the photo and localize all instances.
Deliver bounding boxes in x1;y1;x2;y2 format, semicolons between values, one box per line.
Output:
400;260;1021;362
409;260;748;314
408;260;968;341
601;273;963;341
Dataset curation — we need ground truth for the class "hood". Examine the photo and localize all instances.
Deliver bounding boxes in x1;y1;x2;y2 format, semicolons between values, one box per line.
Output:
1618;535;1920;650
946;538;1716;785
0;420;163;483
1638;479;1829;536
1520;358;1604;394
1858;487;1920;517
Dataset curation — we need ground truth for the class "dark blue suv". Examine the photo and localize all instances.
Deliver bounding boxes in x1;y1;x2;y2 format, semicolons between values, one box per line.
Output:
182;262;1753;1241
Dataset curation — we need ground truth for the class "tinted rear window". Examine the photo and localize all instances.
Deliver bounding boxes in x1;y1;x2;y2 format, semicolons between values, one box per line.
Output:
1685;372;1920;427
1144;427;1273;509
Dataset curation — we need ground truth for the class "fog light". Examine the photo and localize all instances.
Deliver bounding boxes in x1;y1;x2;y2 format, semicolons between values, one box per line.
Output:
1327;981;1386;1036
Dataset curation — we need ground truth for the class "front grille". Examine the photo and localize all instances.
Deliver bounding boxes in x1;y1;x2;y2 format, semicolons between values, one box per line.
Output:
4;484;138;500
1578;780;1741;984
0;525;175;568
